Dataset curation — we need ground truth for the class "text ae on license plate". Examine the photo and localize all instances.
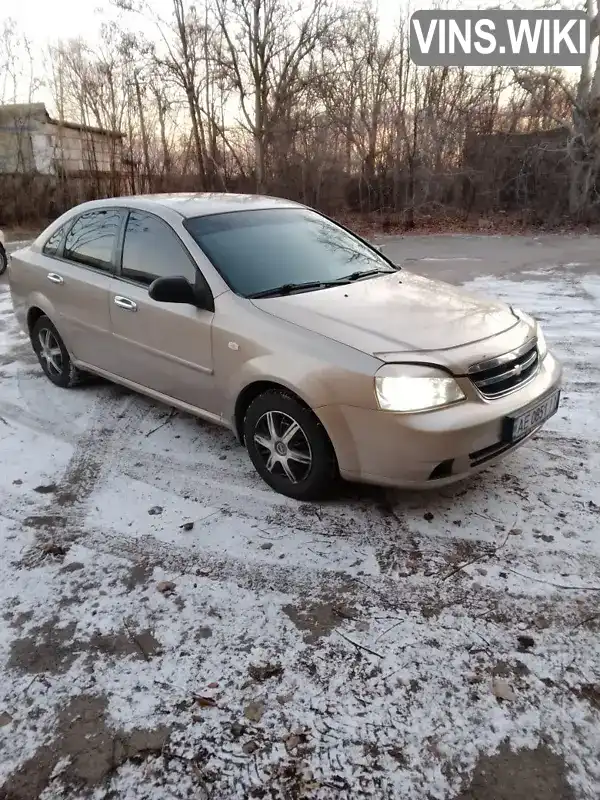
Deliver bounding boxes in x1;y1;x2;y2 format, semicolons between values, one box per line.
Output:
504;390;561;442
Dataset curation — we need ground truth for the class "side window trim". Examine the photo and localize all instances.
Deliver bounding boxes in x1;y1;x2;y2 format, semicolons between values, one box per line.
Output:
115;207;130;275
116;208;201;288
58;207;126;276
57;219;72;259
110;209;127;271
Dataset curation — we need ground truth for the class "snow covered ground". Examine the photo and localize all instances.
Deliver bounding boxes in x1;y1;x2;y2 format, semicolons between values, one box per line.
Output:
0;244;599;799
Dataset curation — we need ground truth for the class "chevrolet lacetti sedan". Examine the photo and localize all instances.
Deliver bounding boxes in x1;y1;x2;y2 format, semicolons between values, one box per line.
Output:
8;194;562;500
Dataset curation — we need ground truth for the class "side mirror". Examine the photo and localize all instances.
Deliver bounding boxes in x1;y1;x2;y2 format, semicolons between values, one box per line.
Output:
149;275;209;307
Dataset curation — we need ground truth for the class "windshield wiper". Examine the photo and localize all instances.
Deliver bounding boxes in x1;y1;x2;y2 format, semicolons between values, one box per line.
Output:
249;281;330;298
335;268;395;283
249;269;394;298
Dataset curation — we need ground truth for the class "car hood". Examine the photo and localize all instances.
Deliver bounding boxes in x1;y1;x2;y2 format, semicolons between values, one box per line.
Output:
252;271;520;361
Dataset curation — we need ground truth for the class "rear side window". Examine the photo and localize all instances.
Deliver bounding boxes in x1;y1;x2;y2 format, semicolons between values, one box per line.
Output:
120;211;197;286
63;209;121;271
43;224;68;257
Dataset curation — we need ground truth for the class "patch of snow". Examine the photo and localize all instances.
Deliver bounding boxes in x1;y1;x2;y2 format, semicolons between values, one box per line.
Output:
420;256;483;262
0;419;74;499
87;476;380;575
6;240;33;249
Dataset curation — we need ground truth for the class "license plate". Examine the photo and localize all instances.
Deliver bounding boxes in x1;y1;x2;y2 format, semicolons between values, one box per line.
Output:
503;390;561;442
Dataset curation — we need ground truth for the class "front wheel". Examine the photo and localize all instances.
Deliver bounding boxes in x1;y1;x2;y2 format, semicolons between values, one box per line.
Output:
244;390;338;500
0;245;7;276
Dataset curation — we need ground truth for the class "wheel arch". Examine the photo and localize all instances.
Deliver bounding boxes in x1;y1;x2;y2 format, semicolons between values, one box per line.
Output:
24;296;62;343
233;380;318;443
27;306;49;336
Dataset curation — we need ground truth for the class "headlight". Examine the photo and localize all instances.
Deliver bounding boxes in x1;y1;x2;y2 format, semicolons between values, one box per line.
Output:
375;364;466;412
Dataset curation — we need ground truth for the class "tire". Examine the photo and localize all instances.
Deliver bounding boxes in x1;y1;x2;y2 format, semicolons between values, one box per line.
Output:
244;390;338;500
31;316;83;388
0;245;7;276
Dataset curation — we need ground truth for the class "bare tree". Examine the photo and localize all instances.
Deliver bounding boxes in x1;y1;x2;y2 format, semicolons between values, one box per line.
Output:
513;0;600;216
0;19;41;104
6;0;600;226
215;0;336;191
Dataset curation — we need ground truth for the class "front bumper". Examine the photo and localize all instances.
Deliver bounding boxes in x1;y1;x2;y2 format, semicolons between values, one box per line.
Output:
317;351;562;489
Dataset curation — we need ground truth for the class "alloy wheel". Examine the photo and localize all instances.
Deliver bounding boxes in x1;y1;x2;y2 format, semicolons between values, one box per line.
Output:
38;328;63;376
253;410;312;484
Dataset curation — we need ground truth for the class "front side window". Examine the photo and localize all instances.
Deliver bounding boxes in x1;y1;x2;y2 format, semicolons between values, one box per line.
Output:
63;209;121;271
183;208;394;297
121;212;197;286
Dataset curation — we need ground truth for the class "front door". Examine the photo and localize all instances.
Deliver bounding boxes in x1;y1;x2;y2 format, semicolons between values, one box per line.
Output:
108;210;217;414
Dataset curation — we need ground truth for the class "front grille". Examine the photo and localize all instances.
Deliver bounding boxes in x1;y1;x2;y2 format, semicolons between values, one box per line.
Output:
468;339;539;398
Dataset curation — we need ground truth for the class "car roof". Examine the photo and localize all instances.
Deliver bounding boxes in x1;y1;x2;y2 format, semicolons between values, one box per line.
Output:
78;193;303;219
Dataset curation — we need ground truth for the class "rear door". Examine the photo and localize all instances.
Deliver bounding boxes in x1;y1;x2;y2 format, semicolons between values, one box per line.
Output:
108;210;217;413
39;208;123;372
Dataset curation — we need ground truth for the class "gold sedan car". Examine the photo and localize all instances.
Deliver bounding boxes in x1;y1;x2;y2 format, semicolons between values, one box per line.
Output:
8;194;562;500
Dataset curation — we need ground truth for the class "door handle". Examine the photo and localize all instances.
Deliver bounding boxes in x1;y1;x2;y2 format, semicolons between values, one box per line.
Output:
47;273;64;285
114;295;137;312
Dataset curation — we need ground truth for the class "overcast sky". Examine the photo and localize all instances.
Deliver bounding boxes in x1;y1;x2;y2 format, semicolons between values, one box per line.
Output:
3;0;578;46
1;0;582;111
3;0;176;107
2;0;394;110
4;0;520;50
10;0;569;39
6;0;400;47
8;1;104;46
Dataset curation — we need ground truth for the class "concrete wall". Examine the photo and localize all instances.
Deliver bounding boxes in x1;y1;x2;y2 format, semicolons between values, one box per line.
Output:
51;124;122;173
463;127;569;171
0;126;36;173
0;107;122;174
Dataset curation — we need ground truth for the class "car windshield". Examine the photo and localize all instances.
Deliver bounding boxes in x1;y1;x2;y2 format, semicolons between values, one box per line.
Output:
183;208;395;298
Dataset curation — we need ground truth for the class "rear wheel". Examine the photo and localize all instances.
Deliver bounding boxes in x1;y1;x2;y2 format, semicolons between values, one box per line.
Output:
0;245;7;276
244;390;338;500
31;316;83;388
